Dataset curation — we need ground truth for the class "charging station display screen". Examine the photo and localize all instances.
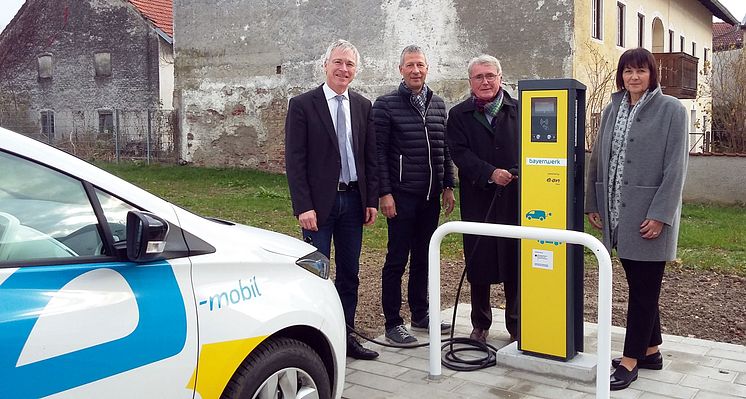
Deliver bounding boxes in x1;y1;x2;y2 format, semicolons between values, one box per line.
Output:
531;98;558;143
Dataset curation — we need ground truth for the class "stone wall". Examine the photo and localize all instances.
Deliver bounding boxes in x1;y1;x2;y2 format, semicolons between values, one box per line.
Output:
683;155;746;205
585;153;745;205
174;0;575;170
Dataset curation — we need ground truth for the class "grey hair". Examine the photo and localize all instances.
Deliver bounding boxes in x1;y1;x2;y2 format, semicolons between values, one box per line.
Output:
323;39;361;67
399;44;427;66
467;54;502;77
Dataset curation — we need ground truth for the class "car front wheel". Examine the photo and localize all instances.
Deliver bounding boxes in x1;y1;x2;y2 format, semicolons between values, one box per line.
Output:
222;337;331;399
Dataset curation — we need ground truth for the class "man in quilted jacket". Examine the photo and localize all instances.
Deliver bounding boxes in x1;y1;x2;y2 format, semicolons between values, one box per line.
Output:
373;45;456;346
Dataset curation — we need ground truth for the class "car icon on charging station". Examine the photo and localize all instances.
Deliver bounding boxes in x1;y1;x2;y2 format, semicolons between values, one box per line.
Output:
525;209;552;221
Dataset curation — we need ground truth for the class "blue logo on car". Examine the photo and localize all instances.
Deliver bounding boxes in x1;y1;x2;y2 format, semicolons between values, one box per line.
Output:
199;276;262;311
0;261;187;398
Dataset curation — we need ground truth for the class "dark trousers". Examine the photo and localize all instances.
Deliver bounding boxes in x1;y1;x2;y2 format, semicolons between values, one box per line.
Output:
381;192;440;330
621;258;666;359
303;190;363;331
470;279;518;338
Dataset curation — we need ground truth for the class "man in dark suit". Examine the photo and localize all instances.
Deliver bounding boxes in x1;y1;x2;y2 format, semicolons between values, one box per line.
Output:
285;39;379;360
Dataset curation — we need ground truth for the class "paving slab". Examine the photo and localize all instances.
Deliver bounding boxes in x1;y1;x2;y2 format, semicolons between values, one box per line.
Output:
342;305;746;398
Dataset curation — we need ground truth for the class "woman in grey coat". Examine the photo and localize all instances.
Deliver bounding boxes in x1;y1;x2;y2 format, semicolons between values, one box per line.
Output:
585;48;688;391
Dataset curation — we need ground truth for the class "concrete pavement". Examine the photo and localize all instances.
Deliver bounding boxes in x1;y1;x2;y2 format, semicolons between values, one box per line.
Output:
343;305;746;398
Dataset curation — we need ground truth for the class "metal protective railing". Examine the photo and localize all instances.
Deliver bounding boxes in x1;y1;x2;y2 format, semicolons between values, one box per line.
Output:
427;221;612;399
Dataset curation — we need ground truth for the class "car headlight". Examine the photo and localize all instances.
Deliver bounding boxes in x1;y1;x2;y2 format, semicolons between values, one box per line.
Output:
295;250;330;279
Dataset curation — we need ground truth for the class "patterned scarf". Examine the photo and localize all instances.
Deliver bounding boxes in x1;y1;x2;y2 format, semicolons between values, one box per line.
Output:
410;84;429;116
608;89;650;234
473;89;505;121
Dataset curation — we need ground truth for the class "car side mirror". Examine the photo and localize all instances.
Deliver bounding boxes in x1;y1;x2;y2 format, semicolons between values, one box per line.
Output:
126;211;169;262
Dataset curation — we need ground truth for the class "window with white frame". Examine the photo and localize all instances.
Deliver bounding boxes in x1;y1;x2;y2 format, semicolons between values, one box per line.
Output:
669;30;674;52
637;13;645;48
617;3;626;47
592;0;603;40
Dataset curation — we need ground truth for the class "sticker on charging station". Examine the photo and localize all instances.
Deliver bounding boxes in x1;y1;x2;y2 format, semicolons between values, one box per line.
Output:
526;157;567;167
532;249;554;270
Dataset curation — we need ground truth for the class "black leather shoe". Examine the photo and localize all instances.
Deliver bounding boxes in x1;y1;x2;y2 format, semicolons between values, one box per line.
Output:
612;351;663;370
347;335;379;360
610;364;638;391
469;328;489;344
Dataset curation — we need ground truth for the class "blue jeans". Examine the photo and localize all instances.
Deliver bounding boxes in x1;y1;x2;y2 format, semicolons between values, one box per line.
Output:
303;190;363;331
381;192;440;330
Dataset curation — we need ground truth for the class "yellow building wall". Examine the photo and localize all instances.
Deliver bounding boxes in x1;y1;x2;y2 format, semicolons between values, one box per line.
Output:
573;0;713;151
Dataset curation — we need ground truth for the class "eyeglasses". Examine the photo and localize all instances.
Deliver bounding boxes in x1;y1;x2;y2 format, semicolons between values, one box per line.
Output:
469;73;500;82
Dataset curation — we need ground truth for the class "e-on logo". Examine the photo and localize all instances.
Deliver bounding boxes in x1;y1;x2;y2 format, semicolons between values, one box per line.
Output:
546;177;561;184
199;277;262;311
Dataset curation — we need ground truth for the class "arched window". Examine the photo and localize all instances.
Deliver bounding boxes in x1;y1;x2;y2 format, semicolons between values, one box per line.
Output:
652;18;665;53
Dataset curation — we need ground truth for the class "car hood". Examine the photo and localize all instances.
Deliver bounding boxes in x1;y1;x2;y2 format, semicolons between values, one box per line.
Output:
229;223;317;259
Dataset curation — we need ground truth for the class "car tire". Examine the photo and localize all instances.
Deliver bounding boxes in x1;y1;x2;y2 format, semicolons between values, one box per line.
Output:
221;337;331;399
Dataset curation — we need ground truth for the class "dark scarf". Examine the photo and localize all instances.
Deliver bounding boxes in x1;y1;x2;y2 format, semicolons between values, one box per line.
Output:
472;88;504;119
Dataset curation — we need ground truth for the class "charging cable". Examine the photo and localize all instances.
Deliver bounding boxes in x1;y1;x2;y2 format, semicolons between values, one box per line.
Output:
349;168;518;371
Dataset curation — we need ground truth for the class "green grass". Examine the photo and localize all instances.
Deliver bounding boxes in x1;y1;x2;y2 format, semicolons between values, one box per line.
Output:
99;162;465;260
677;203;746;272
101;162;745;275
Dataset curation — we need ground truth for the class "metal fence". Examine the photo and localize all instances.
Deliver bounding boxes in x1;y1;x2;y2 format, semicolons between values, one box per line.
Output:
1;109;178;163
689;130;746;153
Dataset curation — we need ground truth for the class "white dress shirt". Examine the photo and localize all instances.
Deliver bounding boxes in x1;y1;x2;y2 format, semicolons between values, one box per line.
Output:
323;83;358;182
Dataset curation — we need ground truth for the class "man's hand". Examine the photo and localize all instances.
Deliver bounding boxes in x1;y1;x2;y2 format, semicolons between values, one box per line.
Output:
379;194;397;218
364;207;378;226
490;168;515;186
442;189;455;216
298;210;318;231
587;212;602;230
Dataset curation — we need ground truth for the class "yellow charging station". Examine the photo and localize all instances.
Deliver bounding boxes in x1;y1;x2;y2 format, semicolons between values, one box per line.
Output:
518;79;586;360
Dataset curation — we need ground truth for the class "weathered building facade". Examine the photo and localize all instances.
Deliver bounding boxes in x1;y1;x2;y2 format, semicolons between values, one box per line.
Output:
174;0;736;169
174;0;575;169
0;0;175;160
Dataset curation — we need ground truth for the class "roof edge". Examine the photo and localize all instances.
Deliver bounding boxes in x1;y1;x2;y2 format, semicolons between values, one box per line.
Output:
702;0;740;25
155;28;173;44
